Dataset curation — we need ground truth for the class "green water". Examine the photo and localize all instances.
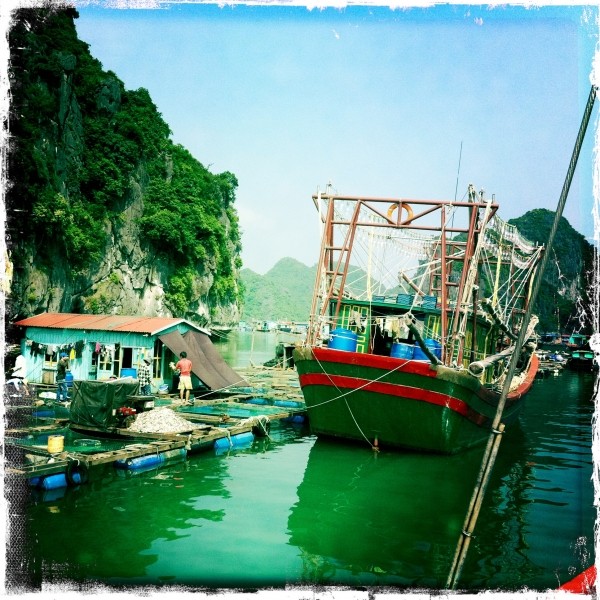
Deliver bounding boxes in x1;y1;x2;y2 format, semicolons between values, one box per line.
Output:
215;329;293;368
12;333;596;592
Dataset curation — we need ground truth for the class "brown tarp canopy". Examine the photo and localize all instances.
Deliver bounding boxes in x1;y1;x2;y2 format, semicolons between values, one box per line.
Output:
159;330;248;391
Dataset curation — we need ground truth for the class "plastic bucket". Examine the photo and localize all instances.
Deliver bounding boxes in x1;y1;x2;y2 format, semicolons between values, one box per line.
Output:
121;368;137;378
329;328;358;352
390;342;414;359
47;435;64;454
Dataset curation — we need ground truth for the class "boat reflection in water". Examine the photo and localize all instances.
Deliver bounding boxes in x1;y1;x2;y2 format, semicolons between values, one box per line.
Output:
287;437;487;588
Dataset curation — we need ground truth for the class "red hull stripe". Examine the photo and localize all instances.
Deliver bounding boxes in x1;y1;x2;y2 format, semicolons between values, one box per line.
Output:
313;347;438;378
299;373;471;418
309;347;539;403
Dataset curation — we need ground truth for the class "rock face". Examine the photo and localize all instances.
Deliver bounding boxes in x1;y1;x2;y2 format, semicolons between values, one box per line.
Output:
6;9;242;328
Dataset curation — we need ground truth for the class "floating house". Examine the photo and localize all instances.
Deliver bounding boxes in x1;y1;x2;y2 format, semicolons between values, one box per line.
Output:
13;313;247;392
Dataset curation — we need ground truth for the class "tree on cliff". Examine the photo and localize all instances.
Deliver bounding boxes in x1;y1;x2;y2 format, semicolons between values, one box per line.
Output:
6;6;243;324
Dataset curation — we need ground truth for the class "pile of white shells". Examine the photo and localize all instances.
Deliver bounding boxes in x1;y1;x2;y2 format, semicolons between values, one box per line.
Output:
128;406;201;434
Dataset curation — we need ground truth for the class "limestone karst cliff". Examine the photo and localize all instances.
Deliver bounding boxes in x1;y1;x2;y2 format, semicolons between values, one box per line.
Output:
5;6;242;328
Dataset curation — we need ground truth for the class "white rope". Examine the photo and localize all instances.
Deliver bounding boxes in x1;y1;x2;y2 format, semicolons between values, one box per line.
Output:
307;347;413;448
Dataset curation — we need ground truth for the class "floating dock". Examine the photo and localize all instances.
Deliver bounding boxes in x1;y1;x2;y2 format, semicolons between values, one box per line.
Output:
5;366;306;490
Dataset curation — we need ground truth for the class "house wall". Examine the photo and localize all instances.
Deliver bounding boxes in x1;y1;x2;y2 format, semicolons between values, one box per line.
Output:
19;324;190;390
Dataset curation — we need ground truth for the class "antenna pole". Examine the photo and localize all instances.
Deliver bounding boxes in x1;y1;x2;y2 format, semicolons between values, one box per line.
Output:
454;141;463;202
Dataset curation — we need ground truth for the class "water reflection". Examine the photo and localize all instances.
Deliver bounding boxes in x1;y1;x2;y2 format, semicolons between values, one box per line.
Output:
287;438;486;588
16;354;595;592
459;370;596;590
24;457;231;585
216;330;288;368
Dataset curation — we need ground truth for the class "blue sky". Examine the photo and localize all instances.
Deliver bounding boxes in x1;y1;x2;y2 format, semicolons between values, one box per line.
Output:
72;3;599;274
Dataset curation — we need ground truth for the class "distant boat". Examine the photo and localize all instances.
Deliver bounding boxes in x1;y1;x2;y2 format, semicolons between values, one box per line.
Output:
565;332;588;349
567;347;597;371
294;186;542;454
210;325;233;340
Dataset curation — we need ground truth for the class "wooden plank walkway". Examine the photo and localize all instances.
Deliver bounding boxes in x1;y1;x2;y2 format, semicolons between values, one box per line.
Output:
6;366;306;482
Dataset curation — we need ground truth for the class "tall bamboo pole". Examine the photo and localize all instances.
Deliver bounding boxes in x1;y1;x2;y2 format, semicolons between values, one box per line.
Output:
446;84;598;590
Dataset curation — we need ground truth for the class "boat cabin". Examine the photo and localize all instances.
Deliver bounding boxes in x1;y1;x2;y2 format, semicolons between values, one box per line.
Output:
331;293;495;369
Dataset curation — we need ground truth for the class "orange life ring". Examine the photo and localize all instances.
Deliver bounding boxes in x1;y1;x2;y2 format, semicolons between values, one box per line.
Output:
387;202;414;223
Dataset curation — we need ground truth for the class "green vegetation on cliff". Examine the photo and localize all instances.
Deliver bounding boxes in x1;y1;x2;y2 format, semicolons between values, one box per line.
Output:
508;209;595;334
7;7;242;318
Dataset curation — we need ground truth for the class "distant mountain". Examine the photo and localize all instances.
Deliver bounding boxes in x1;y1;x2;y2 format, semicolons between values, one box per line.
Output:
240;258;315;321
239;209;596;334
508;209;595;333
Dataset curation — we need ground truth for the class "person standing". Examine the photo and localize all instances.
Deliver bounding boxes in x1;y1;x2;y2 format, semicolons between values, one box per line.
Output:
138;357;152;396
175;351;193;405
56;352;69;402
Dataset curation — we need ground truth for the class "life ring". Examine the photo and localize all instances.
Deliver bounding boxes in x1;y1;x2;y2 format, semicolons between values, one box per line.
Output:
387;202;414;223
66;459;89;486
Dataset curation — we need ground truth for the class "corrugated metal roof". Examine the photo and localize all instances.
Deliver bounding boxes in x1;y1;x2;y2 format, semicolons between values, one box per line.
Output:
13;313;204;335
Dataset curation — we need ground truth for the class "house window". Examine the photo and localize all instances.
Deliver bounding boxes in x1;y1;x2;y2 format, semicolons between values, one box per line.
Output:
112;343;121;376
99;348;113;371
122;347;133;369
153;339;164;379
43;349;58;367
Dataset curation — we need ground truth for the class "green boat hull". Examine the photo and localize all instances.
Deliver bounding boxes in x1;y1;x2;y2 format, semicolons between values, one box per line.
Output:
294;346;538;454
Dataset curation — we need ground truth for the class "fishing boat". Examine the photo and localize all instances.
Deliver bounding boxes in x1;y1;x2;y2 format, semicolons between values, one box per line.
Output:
567;347;597;371
294;185;542;454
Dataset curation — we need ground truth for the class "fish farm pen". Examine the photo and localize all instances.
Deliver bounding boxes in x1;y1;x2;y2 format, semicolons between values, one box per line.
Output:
4;366;305;492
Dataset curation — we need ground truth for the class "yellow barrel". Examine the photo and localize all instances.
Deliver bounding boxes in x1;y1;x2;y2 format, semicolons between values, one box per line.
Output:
47;435;64;454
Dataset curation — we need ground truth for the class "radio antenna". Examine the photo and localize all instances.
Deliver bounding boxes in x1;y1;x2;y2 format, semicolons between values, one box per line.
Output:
454;141;463;201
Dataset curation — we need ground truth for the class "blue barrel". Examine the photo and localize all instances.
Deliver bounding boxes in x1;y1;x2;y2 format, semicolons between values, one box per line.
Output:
247;397;270;405
121;368;137;378
413;339;442;361
65;371;74;388
391;342;414;359
274;400;304;409
214;431;255;450
39;472;81;490
32;410;55;418
283;414;306;424
114;454;162;470
329;328;358;352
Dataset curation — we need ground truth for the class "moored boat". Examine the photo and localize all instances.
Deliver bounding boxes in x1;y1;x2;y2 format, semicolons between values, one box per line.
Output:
294;185;542;454
567;347;597;371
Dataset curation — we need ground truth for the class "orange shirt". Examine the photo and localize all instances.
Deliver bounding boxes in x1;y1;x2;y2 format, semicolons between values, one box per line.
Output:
176;358;192;376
